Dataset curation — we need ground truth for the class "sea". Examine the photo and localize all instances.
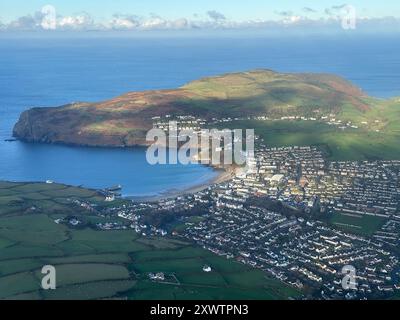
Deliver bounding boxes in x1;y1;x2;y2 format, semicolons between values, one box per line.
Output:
0;32;399;196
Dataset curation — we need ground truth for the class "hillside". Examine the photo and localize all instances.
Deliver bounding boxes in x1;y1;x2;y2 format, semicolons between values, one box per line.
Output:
13;69;372;148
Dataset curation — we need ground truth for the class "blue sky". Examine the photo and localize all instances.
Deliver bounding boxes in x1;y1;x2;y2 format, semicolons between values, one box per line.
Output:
0;0;399;32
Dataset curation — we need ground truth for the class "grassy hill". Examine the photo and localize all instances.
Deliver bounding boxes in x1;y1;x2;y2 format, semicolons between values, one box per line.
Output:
182;70;369;114
12;70;368;143
12;69;400;159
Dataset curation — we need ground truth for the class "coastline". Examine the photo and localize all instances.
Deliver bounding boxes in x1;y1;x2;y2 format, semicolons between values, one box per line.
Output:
127;166;235;203
4;139;237;202
0;167;233;204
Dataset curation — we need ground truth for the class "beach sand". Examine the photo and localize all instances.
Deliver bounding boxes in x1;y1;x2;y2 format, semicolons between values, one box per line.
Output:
128;166;235;203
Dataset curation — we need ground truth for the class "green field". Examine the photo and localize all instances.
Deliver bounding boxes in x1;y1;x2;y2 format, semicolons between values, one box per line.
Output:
0;182;301;300
216;120;400;161
0;182;103;217
127;247;300;300
328;213;386;236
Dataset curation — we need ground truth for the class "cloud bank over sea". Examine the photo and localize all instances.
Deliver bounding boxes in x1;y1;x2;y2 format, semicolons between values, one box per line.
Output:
1;7;399;34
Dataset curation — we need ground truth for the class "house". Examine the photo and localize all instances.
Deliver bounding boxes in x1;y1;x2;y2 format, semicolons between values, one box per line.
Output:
149;272;165;281
271;174;284;183
105;194;115;202
203;265;212;272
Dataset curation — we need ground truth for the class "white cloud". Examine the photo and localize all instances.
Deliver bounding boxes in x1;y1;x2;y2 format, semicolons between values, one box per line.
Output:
282;15;304;25
109;14;140;30
6;11;45;30
2;9;400;33
4;11;98;31
57;13;94;30
141;17;167;29
168;18;190;29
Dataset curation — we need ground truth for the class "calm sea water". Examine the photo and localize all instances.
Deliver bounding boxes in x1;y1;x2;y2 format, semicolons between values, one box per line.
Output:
0;33;399;196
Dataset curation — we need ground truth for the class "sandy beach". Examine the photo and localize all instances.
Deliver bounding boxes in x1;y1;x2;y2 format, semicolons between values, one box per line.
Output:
128;166;235;203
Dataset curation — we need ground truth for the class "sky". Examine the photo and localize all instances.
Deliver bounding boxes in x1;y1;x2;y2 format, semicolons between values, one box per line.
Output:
0;0;399;33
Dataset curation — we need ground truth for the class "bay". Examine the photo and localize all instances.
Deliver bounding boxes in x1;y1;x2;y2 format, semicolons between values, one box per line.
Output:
0;33;399;196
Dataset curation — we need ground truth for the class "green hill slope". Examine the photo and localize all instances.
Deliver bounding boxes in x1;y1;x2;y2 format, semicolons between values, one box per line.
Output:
12;69;400;159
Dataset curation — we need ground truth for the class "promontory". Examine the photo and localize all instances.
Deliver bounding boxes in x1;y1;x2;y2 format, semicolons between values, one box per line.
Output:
13;69;382;148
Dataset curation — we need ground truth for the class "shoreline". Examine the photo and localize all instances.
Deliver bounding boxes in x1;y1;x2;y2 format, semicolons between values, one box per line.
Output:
0;167;233;204
127;166;235;203
1;139;238;203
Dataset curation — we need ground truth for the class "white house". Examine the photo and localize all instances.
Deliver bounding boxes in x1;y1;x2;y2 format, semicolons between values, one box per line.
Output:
202;265;212;273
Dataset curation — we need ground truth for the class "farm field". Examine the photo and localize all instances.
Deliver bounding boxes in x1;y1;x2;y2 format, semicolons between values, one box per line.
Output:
217;120;400;161
127;246;301;300
0;182;300;300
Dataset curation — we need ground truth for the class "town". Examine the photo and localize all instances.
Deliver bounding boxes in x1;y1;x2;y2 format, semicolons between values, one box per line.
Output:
66;116;400;300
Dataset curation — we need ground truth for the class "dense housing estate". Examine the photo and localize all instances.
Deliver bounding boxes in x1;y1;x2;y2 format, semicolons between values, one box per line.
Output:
78;116;400;299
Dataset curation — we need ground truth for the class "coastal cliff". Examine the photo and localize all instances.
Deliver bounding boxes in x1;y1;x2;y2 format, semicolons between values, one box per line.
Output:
13;69;369;147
